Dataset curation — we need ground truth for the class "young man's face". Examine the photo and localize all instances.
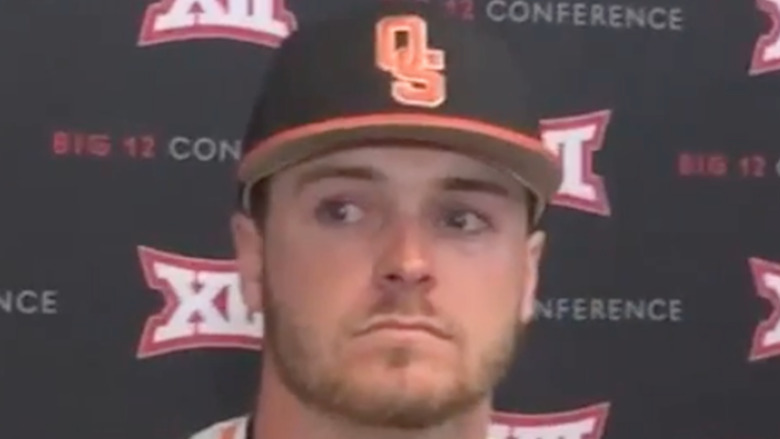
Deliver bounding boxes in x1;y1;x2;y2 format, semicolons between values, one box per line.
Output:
233;145;546;429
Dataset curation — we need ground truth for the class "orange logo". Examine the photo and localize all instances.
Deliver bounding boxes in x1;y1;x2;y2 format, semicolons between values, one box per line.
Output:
375;15;446;108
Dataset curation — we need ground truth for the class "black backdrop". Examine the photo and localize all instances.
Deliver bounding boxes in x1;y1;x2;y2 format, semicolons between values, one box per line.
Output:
3;0;780;438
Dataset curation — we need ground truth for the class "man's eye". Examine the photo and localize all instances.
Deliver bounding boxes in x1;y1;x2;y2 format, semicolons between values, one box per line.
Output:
315;200;365;224
440;209;490;233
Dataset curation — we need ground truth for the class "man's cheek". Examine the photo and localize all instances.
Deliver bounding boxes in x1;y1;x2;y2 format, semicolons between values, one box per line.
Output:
465;273;522;314
449;295;513;340
271;241;346;288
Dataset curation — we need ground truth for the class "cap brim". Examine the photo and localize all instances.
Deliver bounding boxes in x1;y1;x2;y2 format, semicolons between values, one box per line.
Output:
238;113;562;222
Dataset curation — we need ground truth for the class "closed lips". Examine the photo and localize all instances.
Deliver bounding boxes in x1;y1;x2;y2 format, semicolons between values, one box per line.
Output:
357;318;452;340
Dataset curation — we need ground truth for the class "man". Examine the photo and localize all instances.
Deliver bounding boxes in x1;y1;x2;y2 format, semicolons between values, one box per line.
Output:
190;1;561;438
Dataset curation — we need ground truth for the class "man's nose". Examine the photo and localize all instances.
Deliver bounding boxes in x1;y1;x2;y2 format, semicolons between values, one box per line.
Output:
374;218;435;294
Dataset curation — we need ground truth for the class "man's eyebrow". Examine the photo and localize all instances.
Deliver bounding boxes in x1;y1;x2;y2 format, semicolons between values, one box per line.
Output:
293;166;515;199
439;176;512;198
294;165;385;194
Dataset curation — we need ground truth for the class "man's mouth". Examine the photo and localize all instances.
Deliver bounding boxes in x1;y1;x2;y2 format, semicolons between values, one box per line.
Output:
356;318;452;340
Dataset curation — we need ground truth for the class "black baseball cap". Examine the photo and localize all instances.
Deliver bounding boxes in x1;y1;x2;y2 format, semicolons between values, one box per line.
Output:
236;1;562;222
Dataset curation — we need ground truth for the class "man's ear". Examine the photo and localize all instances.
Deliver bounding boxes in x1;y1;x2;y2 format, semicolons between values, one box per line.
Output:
519;230;546;324
231;212;264;312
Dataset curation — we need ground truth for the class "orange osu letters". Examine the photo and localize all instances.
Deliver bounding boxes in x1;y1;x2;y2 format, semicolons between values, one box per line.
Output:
375;15;446;108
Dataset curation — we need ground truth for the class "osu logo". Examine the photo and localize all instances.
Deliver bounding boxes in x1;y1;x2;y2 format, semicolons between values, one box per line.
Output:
375;15;447;108
748;257;780;362
750;0;780;75
138;0;297;47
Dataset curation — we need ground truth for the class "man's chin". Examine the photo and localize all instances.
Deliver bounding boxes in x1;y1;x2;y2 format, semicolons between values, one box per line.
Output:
328;378;470;430
280;352;486;430
345;345;458;385
347;336;456;366
336;361;469;410
354;363;455;396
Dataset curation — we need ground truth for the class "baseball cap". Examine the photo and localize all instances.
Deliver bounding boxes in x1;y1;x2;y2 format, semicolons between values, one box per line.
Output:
236;1;562;223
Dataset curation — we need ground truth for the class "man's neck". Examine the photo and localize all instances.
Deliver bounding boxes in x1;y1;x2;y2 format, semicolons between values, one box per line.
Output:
252;366;491;439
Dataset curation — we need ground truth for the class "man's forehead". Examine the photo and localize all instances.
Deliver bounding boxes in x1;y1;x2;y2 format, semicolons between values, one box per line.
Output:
290;144;520;185
265;144;534;209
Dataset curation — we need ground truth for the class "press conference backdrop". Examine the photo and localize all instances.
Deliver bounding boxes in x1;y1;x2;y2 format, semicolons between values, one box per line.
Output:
2;0;779;437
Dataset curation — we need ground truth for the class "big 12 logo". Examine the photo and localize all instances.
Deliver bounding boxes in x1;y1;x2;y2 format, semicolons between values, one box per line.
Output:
748;257;780;362
542;110;613;217
138;0;297;47
489;403;609;439
750;0;780;75
136;246;263;358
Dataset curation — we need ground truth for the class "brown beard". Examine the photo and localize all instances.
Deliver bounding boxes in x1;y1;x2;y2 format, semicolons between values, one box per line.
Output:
260;273;526;430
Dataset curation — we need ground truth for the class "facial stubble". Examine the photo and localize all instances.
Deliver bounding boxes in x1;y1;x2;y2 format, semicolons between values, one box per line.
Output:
260;273;527;430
